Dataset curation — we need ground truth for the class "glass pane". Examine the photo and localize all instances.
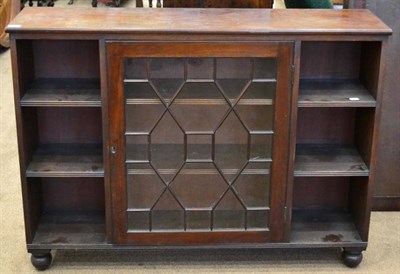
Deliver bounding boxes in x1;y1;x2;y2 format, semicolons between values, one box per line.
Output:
125;105;165;134
247;210;269;230
150;58;185;102
171;103;229;132
187;135;212;161
213;190;245;230
152;191;184;231
152;210;184;231
124;58;148;79
127;211;150;231
235;105;274;131
215;112;248;182
186;210;211;231
250;134;273;161
240;82;276;102
127;165;165;209
233;162;271;208
216;58;252;79
216;58;252;101
175;82;225;100
253;58;277;80
170;82;229;132
150;58;185;78
125;82;165;133
150;112;184;183
187;58;214;80
123;57;277;233
125;82;158;100
126;135;148;162
150;79;184;104
170;163;227;209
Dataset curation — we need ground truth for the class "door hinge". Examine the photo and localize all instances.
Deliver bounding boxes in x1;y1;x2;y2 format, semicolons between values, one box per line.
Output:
290;64;295;86
284;206;288;223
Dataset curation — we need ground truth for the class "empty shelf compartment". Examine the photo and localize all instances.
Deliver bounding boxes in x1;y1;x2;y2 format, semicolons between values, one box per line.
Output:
298;80;376;107
26;144;104;177
21;78;101;107
294;144;369;177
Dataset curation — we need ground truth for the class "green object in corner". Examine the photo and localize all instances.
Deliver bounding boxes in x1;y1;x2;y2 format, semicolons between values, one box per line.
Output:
284;0;334;8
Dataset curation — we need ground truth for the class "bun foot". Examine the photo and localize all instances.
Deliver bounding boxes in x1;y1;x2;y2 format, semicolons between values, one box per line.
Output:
342;249;363;268
31;251;52;271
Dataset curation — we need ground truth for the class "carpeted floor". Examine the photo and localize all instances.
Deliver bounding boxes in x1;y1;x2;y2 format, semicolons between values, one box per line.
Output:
1;2;400;273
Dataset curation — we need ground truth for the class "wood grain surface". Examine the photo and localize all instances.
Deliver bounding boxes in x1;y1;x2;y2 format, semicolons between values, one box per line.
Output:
163;0;272;8
366;0;400;211
6;8;391;35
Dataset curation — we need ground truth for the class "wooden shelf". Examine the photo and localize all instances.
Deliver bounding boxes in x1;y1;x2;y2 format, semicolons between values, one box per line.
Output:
294;144;369;177
21;78;101;107
31;210;363;248
291;209;363;245
29;210;365;248
26;144;104;177
298;80;376;107
31;212;106;247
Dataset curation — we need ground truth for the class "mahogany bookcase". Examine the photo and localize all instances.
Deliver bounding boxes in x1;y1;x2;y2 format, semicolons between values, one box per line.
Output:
7;7;391;270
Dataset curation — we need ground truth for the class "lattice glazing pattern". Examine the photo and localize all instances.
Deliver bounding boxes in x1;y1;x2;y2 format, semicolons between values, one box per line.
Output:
124;57;276;232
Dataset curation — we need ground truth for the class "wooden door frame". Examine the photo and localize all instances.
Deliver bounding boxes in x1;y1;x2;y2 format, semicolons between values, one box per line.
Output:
106;41;294;245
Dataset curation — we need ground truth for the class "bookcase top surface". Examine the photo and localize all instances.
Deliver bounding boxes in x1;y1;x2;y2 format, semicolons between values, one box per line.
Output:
7;7;391;36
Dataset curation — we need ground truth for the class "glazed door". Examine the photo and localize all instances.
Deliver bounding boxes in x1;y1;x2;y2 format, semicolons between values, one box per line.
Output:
107;42;293;245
